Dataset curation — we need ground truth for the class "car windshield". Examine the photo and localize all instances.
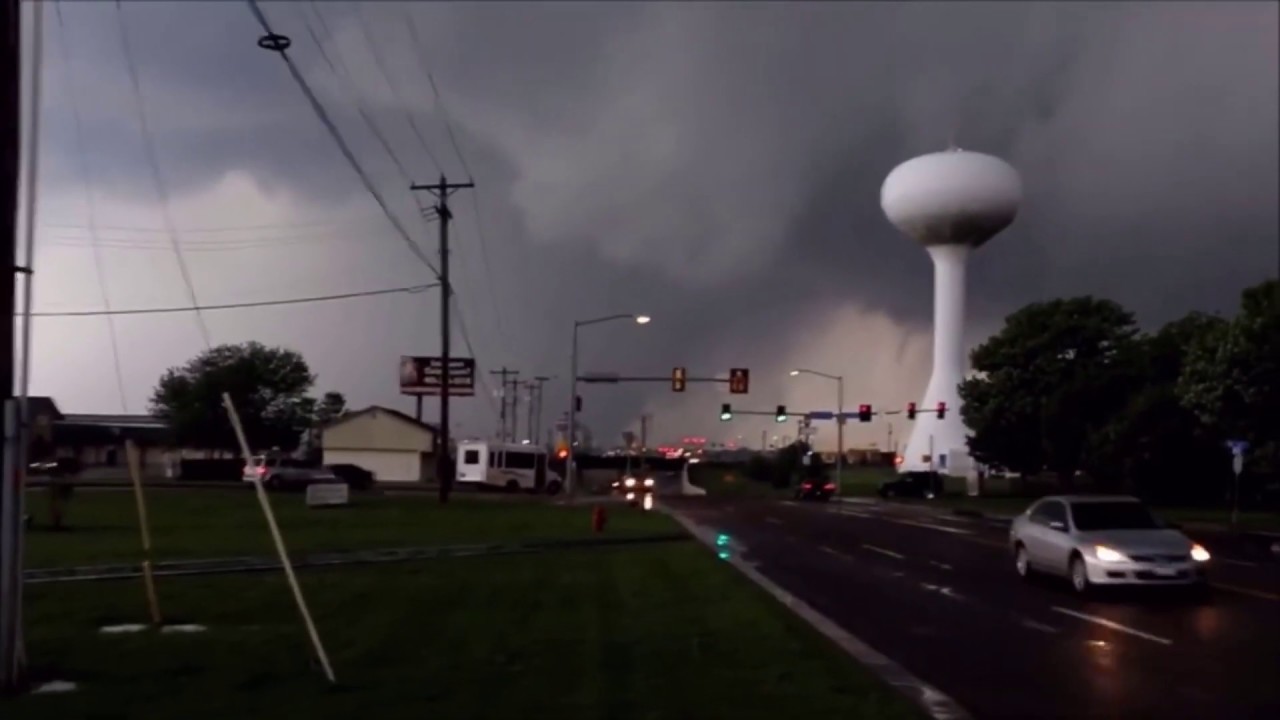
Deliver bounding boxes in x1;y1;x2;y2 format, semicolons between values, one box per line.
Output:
1070;502;1161;531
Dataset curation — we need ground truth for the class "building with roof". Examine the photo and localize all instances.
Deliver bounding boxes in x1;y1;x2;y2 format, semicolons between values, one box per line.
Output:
321;405;441;483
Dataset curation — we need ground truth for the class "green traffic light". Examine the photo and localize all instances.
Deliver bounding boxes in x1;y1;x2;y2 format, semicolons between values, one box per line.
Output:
715;533;731;546
719;412;732;421
775;415;787;423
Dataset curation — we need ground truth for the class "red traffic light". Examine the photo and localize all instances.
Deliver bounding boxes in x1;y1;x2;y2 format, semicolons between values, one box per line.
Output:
857;404;872;422
907;402;917;420
936;401;947;420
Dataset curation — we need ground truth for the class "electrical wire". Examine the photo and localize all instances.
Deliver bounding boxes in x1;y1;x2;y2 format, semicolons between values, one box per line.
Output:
303;2;441;241
425;72;472;181
55;1;129;411
245;0;440;278
114;0;212;347
30;283;439;318
352;2;442;175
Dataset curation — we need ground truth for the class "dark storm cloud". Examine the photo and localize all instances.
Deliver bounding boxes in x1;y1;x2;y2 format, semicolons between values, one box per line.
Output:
34;1;1278;443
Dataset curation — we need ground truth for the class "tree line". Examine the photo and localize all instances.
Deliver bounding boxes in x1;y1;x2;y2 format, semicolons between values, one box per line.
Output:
149;340;347;455
959;279;1278;505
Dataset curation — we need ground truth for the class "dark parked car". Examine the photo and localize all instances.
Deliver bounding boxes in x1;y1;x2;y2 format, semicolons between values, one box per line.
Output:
795;478;836;502
326;463;375;491
877;471;943;499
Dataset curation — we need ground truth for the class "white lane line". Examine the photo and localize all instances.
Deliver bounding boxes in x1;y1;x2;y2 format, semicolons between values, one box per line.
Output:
765;516;784;525
888;518;974;535
1019;618;1059;634
929;560;953;571
1050;607;1173;646
862;544;906;560
1218;557;1255;567
920;583;963;601
842;510;876;519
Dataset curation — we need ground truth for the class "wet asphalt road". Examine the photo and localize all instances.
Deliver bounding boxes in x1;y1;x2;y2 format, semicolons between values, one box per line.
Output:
665;496;1280;720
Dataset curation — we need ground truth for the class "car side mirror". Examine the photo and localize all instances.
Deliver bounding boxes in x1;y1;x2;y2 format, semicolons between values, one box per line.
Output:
1048;520;1067;531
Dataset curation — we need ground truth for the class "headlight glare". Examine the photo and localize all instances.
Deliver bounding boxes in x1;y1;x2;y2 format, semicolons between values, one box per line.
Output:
1095;545;1128;563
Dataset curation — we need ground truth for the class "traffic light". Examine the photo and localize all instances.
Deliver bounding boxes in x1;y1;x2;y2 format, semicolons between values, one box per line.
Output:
556;447;568;459
907;402;917;420
671;366;687;392
575;395;583;412
728;368;750;394
858;404;872;422
719;403;732;421
775;405;788;423
936;401;947;420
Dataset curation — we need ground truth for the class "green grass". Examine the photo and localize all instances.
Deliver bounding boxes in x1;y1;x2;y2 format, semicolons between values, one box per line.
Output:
9;545;921;720
24;489;675;568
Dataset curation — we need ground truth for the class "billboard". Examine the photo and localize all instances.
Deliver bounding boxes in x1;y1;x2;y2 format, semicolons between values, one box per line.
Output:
399;356;476;396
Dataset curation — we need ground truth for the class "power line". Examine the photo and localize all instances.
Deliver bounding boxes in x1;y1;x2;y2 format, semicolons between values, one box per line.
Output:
114;0;212;346
245;0;440;278
29;283;439;318
54;1;128;412
426;72;473;181
39;214;394;235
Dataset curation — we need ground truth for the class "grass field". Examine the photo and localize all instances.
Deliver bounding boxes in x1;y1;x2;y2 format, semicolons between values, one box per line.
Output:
9;497;921;719
23;489;675;568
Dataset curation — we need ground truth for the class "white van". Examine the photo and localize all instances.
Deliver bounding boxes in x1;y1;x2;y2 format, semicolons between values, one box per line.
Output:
457;441;563;494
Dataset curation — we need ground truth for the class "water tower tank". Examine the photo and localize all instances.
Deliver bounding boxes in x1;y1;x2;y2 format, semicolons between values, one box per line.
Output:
880;150;1022;249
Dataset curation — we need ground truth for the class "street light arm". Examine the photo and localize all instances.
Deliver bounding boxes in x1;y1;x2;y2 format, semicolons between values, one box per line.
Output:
792;368;842;382
575;313;643;328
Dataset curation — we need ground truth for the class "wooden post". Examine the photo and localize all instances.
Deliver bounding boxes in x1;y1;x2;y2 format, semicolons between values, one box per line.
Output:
124;440;162;626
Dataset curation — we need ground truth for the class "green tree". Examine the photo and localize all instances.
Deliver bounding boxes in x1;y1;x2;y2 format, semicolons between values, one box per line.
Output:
960;297;1141;487
150;341;319;453
314;391;347;427
1178;279;1280;477
1081;312;1230;502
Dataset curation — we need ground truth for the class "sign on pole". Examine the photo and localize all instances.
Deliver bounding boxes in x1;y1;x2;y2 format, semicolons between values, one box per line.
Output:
807;411;835;420
399;356;476;397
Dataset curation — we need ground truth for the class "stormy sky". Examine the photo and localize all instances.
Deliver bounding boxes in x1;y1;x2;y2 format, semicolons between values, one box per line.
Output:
22;1;1279;450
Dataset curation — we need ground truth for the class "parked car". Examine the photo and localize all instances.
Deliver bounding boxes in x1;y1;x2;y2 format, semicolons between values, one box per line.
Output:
877;471;943;499
325;463;375;491
1009;495;1211;594
242;455;338;490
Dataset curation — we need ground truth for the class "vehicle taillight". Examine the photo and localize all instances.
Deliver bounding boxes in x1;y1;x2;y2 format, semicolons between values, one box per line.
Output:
256;466;266;476
823;483;836;491
802;482;812;489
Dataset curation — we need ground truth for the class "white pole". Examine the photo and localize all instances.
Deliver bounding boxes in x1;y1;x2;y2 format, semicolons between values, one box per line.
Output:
834;376;844;497
221;393;335;683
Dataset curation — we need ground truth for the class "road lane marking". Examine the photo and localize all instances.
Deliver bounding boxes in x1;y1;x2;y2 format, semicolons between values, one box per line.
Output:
1019;618;1059;634
842;510;876;519
920;582;963;600
1050;607;1173;646
888;518;973;535
765;516;784;525
1217;557;1256;567
862;544;906;560
929;560;953;570
1212;582;1280;602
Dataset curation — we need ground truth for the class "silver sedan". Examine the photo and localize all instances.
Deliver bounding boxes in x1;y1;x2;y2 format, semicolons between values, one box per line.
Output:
1009;495;1211;593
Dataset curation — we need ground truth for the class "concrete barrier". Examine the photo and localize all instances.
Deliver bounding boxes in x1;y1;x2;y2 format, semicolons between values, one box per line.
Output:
680;463;706;496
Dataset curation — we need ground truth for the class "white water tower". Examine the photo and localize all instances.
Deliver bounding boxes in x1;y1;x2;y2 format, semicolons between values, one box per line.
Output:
880;148;1022;474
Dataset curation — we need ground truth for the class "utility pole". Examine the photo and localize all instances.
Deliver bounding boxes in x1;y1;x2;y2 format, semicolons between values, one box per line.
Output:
523;381;536;444
410;175;473;504
0;0;23;692
528;376;551;448
508;375;522;443
639;413;651;451
489;367;518;441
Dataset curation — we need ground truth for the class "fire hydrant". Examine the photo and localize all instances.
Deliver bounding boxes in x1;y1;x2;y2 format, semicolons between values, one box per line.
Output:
591;505;608;533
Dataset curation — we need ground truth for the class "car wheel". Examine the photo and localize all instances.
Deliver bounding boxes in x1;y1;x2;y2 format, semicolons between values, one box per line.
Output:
504;480;520;493
1014;543;1031;580
264;476;279;491
545;480;563;496
924;489;936;500
1069;555;1091;594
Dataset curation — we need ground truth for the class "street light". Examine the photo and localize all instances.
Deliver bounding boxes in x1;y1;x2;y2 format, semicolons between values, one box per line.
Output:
567;314;651;495
789;368;845;498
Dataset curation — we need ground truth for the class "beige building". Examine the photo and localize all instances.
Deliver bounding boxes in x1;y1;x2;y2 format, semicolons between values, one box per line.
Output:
321;406;439;483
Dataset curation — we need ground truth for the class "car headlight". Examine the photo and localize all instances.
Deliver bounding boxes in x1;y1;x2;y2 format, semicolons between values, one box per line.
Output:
624;477;636;488
643;478;654;488
1094;545;1129;563
625;492;636;501
1190;544;1211;562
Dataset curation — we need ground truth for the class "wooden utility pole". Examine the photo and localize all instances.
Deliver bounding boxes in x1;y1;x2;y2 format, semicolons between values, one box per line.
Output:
527;376;551;447
489;367;518;441
410;176;473;503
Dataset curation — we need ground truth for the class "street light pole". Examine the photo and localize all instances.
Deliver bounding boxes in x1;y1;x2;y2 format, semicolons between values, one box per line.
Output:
566;314;650;496
790;368;844;498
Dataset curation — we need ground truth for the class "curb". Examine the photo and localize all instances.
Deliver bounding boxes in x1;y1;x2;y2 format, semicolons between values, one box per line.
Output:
662;507;971;720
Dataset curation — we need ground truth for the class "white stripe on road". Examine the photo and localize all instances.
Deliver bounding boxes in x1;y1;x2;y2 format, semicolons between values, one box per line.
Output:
765;516;784;525
1019;618;1059;634
1218;557;1256;567
888;518;974;535
842;509;876;519
1051;607;1173;646
929;560;953;571
863;544;906;560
